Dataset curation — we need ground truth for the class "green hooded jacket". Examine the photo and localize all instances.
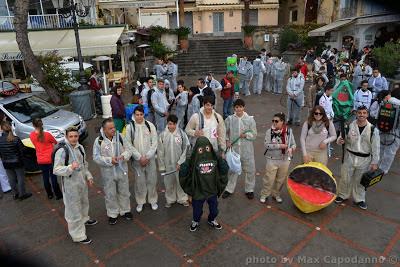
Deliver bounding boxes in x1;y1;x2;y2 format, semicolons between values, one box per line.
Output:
179;136;229;200
332;80;354;121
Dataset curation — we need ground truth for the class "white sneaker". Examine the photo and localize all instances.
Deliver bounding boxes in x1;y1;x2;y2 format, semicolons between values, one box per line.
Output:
151;203;158;210
136;204;143;213
260;197;266;203
274;196;283;203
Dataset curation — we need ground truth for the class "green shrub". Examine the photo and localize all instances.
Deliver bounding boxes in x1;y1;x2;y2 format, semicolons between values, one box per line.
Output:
373;42;400;78
174;27;191;39
242;25;257;36
279;27;299;52
150;41;173;59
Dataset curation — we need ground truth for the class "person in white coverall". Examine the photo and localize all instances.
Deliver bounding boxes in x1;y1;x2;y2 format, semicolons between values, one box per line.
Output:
158;114;190;207
222;99;257;199
125;105;159;213
151;79;171;134
53;127;97;244
252;56;266;95
335;106;380;210
93;118;133;225
175;83;189;129
272;57;287;94
238;56;253;96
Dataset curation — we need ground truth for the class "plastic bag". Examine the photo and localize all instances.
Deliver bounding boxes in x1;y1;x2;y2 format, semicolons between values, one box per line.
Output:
225;148;241;174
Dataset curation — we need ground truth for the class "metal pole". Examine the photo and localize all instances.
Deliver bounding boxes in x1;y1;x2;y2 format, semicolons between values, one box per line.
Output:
71;0;89;90
39;0;44;15
176;0;179;27
138;8;142;27
5;0;11;16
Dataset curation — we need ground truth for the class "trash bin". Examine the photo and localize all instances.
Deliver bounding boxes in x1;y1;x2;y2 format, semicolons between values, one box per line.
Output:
69;90;95;120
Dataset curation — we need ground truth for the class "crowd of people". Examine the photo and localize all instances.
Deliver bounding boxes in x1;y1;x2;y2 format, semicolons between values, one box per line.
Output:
0;44;399;246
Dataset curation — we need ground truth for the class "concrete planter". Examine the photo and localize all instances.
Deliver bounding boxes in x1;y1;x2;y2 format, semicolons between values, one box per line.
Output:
161;33;178;52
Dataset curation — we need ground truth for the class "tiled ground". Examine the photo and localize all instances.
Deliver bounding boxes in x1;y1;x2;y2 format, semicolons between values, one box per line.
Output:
0;88;399;267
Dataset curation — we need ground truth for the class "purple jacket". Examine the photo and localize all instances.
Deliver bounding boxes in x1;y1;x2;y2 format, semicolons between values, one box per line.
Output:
110;94;125;119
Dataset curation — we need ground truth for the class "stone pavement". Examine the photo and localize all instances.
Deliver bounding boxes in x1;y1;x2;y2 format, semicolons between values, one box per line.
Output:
0;89;399;267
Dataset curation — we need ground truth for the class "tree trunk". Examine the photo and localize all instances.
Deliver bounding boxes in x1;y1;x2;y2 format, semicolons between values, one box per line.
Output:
243;0;250;26
179;0;185;28
14;0;61;104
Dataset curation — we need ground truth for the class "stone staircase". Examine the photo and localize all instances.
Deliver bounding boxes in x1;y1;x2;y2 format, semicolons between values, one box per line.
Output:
174;38;260;76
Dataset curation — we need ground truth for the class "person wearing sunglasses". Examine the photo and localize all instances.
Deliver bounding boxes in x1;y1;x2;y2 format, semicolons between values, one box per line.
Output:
260;112;296;204
300;106;337;166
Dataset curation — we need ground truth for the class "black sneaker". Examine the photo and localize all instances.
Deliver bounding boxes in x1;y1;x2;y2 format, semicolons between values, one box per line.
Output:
208;220;222;230
221;191;231;199
108;217;117;225
47;194;54;200
19;193;32;200
356;201;367;210
122;212;133;220
85;219;98;226
189;221;199;232
334;197;345;204
56;195;63;200
78;238;92;244
13;193;19;200
245;192;254;200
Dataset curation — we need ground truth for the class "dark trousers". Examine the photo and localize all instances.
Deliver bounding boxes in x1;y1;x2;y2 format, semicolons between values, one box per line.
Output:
223;97;233;119
39;164;62;198
5;167;26;196
192;195;219;223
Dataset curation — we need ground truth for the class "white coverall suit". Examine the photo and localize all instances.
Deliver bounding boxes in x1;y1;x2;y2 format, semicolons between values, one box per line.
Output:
238;59;253;96
53;141;93;242
286;74;305;124
125;119;159;205
338;121;380;202
151;88;171;134
158;127;189;204
251;59;266;95
224;112;257;194
175;91;188;129
272;60;287;94
93;129;132;218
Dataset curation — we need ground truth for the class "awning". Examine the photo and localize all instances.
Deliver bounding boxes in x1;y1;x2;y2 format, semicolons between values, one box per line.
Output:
308;19;354;37
99;0;176;8
0;26;125;61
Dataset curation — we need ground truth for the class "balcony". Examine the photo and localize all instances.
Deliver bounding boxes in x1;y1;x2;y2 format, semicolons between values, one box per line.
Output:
0;14;97;31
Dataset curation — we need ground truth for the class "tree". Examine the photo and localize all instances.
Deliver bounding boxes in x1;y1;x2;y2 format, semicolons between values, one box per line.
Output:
14;0;61;104
243;0;251;26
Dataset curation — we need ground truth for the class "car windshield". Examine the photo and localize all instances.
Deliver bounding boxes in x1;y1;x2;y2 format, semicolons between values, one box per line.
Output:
4;96;59;123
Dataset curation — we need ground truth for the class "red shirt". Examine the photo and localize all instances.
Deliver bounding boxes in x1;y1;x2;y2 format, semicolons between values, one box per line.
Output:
30;131;57;164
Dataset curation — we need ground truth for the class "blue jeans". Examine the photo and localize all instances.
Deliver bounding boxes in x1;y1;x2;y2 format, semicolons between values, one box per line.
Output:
192;195;219;223
40;164;62;198
223;97;233;119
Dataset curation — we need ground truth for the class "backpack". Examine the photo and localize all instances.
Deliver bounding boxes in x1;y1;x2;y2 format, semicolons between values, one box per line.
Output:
98;134;124;146
160;128;188;153
129;119;152;143
199;112;220;129
314;90;324;107
147;89;155;110
51;142;85;177
376;102;400;133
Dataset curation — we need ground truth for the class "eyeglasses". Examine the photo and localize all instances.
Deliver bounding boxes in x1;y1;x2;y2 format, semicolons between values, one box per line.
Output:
272;119;280;123
314;112;323;116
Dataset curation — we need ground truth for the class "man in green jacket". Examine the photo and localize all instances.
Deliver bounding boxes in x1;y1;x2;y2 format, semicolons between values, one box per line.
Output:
179;137;229;232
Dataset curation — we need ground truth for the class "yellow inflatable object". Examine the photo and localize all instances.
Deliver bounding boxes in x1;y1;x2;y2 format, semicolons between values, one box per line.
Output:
287;162;337;214
22;138;35;149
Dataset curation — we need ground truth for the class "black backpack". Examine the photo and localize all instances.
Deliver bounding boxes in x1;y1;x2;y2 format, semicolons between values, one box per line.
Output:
51;142;85;174
97;134;124;146
147;89;155;110
199;112;220;129
129;120;152;143
314;90;325;107
376;102;400;133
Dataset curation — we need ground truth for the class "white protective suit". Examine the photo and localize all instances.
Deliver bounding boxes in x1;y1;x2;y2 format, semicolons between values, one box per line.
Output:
353;88;373;110
224;112;257;194
151;88;171;134
0;159;11;193
352;64;372;90
379;97;400;174
153;64;167;80
175;91;188;129
338;121;380;202
93;129;132;218
187;94;201;123
368;74;389;98
53;141;93;242
251;58;266;95
158;127;189;204
238;58;253;96
166;62;178;93
140;83;155;124
272;59;287;94
286;74;305;123
125;119;158;205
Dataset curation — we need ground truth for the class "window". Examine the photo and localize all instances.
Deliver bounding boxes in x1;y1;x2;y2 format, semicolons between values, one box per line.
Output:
290;9;298;22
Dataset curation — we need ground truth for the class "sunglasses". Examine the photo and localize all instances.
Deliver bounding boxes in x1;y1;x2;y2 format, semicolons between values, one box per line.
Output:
314;112;323;116
272;119;281;123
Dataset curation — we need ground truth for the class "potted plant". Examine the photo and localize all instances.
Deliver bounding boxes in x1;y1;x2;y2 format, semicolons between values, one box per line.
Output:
175;26;191;52
242;25;257;49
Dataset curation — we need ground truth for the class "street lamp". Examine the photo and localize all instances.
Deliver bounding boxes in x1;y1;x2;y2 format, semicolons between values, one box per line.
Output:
52;0;95;91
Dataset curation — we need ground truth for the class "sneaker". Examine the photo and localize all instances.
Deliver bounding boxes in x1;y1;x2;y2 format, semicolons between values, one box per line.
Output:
47;194;54;200
151;203;158;211
56;195;63;200
356;201;367;210
208;220;222;230
122;212;133;220
19;193;32;200
260;196;267;203
189;221;199;232
84;219;98;226
245;192;254;200
78;238;92;245
274;196;283;203
221;191;231;199
136;204;143;213
165;202;172;208
13;193;19;200
181;201;190;207
334;197;345;204
108;217;117;225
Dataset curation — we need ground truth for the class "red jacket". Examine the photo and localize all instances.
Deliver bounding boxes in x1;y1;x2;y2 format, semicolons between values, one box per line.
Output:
220;77;234;100
89;76;101;91
30;131;57;164
295;63;308;78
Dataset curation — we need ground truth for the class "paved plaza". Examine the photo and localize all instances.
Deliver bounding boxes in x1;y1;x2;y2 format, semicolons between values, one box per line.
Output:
0;89;399;267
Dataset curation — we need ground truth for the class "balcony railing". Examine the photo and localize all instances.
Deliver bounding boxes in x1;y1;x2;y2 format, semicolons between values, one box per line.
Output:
0;14;97;31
